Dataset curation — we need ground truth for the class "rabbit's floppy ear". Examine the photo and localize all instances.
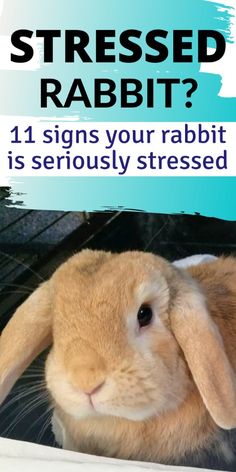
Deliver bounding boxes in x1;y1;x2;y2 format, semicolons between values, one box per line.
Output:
0;282;52;405
170;279;236;430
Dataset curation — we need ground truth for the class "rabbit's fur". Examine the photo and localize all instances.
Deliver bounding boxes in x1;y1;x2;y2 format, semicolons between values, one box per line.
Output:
1;250;236;469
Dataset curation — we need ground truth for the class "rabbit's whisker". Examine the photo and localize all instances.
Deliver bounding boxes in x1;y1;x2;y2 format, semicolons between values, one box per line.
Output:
0;250;45;281
1;392;49;436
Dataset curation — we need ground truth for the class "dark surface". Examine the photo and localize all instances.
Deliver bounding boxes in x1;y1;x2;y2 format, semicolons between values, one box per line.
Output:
0;205;236;469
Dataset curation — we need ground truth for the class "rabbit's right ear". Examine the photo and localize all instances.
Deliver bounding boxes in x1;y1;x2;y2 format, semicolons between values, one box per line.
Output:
170;277;236;430
0;282;52;405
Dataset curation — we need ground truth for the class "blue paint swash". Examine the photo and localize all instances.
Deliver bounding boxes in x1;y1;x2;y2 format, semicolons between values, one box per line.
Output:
5;176;236;221
0;0;235;216
0;0;235;120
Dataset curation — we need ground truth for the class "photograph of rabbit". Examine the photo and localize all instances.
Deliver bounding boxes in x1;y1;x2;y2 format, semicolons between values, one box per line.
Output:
1;196;236;471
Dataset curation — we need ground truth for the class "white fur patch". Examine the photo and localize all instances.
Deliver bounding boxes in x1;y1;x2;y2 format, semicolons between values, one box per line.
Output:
173;254;217;269
51;412;65;447
51;411;76;450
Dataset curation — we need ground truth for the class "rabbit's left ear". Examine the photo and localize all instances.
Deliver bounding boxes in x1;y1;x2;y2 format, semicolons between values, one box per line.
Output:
171;283;236;430
0;282;52;405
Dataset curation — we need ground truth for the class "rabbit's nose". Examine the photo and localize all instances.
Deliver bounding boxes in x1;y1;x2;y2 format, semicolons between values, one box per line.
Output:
67;346;107;393
85;381;105;397
73;367;106;394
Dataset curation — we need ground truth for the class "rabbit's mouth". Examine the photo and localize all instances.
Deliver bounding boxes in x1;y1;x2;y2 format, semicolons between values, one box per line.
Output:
46;345;191;424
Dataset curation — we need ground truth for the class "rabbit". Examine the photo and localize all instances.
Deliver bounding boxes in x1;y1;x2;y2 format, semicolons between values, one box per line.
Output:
1;249;236;470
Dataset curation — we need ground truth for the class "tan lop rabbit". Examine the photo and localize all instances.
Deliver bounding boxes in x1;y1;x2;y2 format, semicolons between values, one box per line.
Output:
1;250;236;468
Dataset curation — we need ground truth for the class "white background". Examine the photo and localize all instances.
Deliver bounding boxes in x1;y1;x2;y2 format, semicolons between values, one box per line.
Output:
0;120;235;180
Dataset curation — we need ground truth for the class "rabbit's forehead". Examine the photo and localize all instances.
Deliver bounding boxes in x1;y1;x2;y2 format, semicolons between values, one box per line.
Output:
59;256;159;288
51;251;172;328
53;261;169;326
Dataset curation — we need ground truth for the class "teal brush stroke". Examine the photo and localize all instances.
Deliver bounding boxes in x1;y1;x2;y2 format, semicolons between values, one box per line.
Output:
1;0;235;220
6;176;236;221
204;1;235;43
0;0;235;121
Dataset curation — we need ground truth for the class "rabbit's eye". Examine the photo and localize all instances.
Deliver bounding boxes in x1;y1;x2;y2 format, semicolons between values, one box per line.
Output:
137;305;153;328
